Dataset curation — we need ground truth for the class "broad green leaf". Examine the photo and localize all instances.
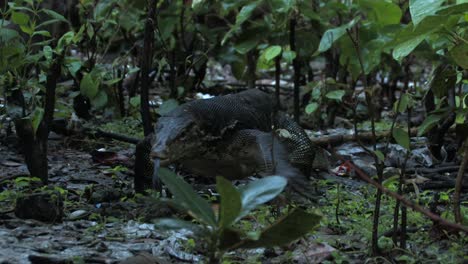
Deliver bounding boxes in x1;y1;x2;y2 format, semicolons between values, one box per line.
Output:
282;50;296;63
66;60;82;78
158;168;216;226
394;93;411;113
217;176;242;228
129;96;141;108
390;15;448;61
80;73;99;99
236;1;260;26
91;90;108;109
0;28;20;42
358;0;402;26
325;90;345;101
436;3;468;15
257;50;275;70
58;31;75;51
305;102;319;114
450;43;468;69
157;99;179;116
43;45;53;61
11;11;29;26
234;39;259;54
409;0;444;25
239;208;321;248
317;18;359;53
31;108;44;136
393;34;426;61
392;127;410;150
418;114;444;136
264;46;282;61
19;24;33;35
238;176;287;219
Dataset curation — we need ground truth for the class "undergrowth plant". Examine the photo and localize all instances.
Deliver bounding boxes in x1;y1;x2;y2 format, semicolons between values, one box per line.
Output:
155;168;321;264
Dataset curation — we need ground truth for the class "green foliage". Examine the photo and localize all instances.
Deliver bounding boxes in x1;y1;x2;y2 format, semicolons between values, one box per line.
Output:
392;127;410;150
155;169;321;262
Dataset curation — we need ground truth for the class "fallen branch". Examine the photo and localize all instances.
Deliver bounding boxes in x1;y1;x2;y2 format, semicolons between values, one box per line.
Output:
309;128;419;146
335;155;468;234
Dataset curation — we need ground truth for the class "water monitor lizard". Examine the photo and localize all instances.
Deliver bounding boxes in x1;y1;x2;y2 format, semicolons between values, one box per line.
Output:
135;89;320;198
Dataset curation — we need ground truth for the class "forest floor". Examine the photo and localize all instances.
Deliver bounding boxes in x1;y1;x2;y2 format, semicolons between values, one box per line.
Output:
0;116;466;263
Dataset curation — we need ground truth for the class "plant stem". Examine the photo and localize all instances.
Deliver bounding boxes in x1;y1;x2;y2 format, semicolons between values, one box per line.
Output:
454;138;468;223
140;0;158;136
290;16;300;122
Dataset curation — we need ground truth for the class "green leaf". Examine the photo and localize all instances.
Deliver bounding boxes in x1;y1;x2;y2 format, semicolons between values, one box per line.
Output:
234;39;259;54
409;0;444;25
374;150;385;162
42;9;69;23
0;28;20;42
305;102;319;114
358;0;402;26
158;168;216;226
32;30;51;38
91;90;108;109
390;15;448;61
11;11;29;26
325;90;345;101
57;31;75;51
418;114;444;136
394;93;411;113
129;96;141;108
19;24;33;35
282;50;296;63
216;177;242;228
66;60;82;78
317;18;359;53
239;208;321;249
80;73;99;99
31;108;44;136
157;99;179;116
238;176;287;219
264;46;282;61
436;3;468;15
393;34;426;61
42;46;52;61
430;65;457;98
103;78;122;86
392;127;410;150
450;43;468;69
270;0;294;13
236;1;260;26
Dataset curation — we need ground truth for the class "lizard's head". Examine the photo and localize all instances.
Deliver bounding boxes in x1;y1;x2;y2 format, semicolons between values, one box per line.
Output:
151;107;204;162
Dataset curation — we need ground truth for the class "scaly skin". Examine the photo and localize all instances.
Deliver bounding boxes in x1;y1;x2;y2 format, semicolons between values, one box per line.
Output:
134;89;319;197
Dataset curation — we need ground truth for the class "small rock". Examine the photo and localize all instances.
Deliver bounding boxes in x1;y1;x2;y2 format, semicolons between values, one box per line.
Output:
15;191;64;223
68;210;89;220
